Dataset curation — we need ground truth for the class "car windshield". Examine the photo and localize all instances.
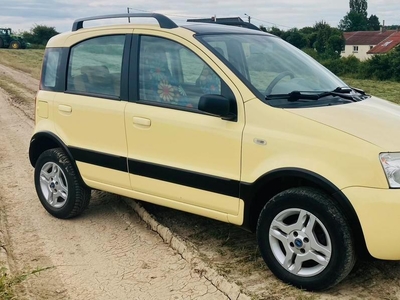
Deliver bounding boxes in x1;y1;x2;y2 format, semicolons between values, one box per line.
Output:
200;34;348;100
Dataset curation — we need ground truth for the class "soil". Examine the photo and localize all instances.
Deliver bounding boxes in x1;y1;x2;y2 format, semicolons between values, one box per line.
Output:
0;67;230;300
1;62;400;300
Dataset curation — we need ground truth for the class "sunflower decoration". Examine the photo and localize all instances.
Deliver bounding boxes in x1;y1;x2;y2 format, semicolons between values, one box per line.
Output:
158;80;175;102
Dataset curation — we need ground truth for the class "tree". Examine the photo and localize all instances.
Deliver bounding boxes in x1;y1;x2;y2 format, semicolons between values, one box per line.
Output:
368;14;380;30
339;10;368;31
349;0;368;17
313;21;344;58
22;24;59;46
285;28;307;49
265;26;284;38
339;0;380;32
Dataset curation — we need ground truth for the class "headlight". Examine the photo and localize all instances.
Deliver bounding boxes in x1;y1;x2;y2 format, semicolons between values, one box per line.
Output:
380;153;400;188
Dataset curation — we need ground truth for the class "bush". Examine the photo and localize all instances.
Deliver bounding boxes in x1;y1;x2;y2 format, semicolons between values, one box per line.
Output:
307;46;400;82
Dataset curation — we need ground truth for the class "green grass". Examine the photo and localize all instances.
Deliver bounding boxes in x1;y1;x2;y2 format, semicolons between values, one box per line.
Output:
342;77;400;104
0;49;44;80
0;266;53;299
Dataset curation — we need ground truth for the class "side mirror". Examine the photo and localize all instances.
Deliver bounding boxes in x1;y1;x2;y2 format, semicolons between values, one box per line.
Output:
198;94;235;120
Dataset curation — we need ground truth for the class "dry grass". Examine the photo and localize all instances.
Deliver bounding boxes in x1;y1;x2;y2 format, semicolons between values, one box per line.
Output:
0;49;44;80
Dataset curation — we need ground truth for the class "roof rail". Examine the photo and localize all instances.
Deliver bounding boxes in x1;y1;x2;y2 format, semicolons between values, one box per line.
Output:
187;17;261;31
72;13;178;31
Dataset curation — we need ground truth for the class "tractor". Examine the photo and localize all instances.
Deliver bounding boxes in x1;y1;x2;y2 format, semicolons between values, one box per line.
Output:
0;28;27;49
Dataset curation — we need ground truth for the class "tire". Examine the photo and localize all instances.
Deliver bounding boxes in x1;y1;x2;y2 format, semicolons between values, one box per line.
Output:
0;38;3;48
34;148;91;219
257;187;356;291
9;40;20;49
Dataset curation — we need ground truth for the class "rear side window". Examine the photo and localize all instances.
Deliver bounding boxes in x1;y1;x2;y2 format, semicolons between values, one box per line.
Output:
67;35;125;98
41;48;62;90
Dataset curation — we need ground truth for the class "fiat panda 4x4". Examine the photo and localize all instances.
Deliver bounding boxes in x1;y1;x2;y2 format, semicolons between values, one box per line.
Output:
29;13;400;291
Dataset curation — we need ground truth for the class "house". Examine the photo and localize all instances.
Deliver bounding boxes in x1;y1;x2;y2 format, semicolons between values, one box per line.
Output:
342;30;400;60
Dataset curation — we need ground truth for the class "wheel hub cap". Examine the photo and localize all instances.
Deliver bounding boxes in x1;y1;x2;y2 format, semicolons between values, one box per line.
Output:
39;162;68;208
269;208;332;277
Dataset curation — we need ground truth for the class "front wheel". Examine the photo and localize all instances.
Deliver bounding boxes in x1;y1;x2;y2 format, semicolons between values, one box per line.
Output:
257;187;356;291
34;148;91;219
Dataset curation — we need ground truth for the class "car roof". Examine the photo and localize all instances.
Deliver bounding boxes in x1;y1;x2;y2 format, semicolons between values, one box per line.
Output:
46;13;274;48
181;23;273;36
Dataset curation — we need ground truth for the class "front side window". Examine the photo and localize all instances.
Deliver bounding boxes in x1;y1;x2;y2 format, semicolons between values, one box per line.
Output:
200;34;348;98
139;36;222;110
67;35;125;98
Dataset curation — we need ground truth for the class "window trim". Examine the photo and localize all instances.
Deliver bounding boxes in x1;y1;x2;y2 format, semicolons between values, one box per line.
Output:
130;34;238;121
353;45;359;53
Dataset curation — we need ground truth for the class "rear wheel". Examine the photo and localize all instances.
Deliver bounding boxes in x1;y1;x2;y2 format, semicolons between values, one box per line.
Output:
257;187;356;291
9;40;20;49
34;148;91;219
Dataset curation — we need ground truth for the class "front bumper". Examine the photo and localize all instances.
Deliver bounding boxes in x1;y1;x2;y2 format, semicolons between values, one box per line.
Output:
343;186;400;260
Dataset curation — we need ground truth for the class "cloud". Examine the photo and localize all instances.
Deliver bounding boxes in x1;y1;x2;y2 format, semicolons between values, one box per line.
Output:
1;0;399;33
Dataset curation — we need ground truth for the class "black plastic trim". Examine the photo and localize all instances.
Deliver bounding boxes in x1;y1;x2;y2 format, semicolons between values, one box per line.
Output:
187;18;261;31
69;147;128;173
55;146;240;197
182;24;272;35
128;159;240;197
29;131;74;167
239;168;367;257
128;34;139;102
120;34;132;101
72;13;178;31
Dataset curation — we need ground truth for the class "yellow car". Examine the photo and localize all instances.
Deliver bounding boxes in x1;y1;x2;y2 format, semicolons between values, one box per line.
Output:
29;13;400;291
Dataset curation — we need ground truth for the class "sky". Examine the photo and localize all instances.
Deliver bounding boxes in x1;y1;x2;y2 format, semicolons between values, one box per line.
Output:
1;0;399;34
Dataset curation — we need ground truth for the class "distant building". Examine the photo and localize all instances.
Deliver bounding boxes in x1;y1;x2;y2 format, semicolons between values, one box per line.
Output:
342;29;400;61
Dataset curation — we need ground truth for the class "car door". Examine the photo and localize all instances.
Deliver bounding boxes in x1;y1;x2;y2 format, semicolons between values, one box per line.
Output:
53;33;131;189
124;34;245;218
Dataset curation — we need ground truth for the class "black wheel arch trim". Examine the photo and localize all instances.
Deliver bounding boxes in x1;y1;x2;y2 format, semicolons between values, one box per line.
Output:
29;131;88;187
240;167;369;257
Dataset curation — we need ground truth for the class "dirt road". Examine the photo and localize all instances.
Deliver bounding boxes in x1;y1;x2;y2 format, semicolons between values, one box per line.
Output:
2;61;400;300
0;71;233;299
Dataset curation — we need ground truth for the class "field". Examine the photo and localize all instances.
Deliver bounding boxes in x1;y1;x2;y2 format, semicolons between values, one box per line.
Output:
1;48;400;299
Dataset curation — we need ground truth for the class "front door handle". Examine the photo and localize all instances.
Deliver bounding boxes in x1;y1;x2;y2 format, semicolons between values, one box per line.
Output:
133;117;151;127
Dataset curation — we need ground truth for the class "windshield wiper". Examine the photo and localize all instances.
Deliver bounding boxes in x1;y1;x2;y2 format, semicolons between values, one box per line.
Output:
265;87;360;102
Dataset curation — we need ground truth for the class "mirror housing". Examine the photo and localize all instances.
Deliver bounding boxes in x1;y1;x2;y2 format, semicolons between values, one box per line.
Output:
198;94;235;120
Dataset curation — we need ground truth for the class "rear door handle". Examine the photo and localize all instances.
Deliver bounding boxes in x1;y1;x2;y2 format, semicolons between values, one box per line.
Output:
133;117;151;127
58;105;72;113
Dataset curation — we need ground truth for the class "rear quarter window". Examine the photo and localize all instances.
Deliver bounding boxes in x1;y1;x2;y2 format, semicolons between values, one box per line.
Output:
41;48;62;91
